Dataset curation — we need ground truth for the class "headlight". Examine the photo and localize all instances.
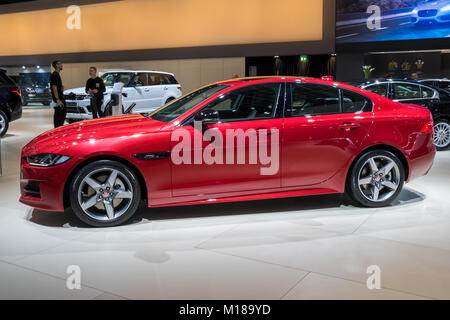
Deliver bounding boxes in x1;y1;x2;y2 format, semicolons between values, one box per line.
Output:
441;4;450;12
25;87;35;93
26;153;72;167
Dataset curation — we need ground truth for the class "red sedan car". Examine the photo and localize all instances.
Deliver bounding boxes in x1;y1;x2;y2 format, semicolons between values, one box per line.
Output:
20;77;436;227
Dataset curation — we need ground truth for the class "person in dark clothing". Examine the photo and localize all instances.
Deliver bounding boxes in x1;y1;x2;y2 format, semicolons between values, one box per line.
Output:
85;67;106;118
50;60;66;128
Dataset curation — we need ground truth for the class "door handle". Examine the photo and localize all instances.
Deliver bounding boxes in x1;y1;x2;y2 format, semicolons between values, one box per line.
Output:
252;128;275;136
339;122;360;131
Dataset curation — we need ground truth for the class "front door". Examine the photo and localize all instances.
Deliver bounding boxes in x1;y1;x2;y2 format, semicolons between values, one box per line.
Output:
282;83;373;188
171;83;283;197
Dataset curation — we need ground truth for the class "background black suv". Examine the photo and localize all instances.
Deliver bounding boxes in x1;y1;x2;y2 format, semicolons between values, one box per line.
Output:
0;70;22;137
9;75;52;106
355;79;450;150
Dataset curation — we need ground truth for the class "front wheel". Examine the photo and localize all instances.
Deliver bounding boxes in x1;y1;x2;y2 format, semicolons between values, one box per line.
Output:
0;110;9;137
347;150;405;208
69;160;141;227
433;119;450;151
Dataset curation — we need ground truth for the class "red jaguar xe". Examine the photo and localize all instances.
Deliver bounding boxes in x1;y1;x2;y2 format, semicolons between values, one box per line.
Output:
20;77;436;227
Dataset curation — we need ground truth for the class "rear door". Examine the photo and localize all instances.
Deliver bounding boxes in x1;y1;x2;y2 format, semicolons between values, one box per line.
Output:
282;83;373;188
391;82;434;107
147;73;166;108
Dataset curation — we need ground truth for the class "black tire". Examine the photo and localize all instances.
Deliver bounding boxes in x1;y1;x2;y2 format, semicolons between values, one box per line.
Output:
69;160;141;227
0;110;9;137
347;150;405;208
165;97;175;105
433;119;450;151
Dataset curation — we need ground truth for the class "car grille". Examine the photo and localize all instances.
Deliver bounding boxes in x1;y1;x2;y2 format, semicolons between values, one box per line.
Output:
64;93;87;100
418;9;438;17
66;105;91;113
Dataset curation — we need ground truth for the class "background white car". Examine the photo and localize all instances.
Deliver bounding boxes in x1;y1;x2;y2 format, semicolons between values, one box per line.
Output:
64;70;182;122
411;0;450;24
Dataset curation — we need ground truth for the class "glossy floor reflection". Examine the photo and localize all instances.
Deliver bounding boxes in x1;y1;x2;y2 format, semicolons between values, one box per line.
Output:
0;108;449;299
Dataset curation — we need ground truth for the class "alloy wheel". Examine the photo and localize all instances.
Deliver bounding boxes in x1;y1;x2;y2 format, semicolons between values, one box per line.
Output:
357;155;401;202
434;121;450;148
0;115;5;134
77;168;134;221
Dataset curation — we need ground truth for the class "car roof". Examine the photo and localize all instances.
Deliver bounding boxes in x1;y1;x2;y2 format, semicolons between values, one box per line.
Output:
101;70;175;76
214;76;344;86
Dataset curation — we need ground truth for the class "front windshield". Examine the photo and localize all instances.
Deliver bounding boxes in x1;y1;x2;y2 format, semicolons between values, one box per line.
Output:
12;76;34;86
101;72;134;87
149;84;229;123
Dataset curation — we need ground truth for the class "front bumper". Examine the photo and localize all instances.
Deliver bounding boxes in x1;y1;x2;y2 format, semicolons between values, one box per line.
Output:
23;93;52;103
19;157;73;212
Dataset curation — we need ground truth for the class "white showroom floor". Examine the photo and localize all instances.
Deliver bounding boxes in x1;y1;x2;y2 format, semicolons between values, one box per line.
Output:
0;107;449;300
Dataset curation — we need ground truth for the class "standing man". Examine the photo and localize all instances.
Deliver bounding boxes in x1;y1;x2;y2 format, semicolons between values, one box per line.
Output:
85;67;106;118
50;60;66;128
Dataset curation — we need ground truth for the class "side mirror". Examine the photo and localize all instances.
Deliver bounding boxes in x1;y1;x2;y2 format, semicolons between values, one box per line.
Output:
194;108;220;125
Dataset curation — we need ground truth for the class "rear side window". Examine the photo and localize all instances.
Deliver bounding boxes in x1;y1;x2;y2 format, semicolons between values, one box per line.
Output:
393;83;421;100
0;72;14;86
439;81;450;91
290;83;340;117
166;75;178;84
363;84;388;97
342;90;372;113
421;86;435;99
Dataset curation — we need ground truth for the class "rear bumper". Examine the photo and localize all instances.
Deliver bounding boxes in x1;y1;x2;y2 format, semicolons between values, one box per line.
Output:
407;132;436;182
10;104;22;122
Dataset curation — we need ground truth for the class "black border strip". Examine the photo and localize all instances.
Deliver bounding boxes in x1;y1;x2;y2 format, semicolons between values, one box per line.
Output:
0;0;335;66
0;0;121;14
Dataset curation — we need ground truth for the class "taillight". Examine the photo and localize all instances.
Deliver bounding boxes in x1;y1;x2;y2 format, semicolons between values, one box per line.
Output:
12;90;21;97
420;121;434;133
177;87;182;93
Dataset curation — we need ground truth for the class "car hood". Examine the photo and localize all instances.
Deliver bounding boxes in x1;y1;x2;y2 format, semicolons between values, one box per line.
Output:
64;86;113;95
416;0;447;10
22;115;168;156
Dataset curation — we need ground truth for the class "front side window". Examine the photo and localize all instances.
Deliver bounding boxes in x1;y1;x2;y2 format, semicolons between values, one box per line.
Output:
101;73;134;87
133;73;149;86
393;83;421;100
363;83;388;97
290;83;340;117
204;83;280;122
342;90;372;113
149;84;229;123
421;86;435;99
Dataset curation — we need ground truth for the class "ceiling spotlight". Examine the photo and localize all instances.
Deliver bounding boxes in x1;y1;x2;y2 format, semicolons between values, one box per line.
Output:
22;66;26;69
274;55;280;59
37;65;40;69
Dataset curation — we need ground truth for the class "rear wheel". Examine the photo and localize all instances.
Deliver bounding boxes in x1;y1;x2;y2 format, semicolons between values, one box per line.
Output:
70;160;141;227
348;150;405;208
0;110;9;137
433;119;450;151
165;97;175;105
